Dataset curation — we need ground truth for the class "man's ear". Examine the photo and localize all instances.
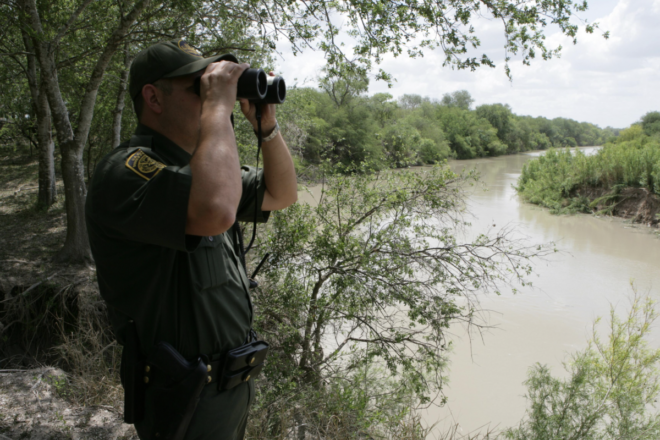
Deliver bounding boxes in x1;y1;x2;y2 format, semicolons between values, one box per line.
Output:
142;84;164;115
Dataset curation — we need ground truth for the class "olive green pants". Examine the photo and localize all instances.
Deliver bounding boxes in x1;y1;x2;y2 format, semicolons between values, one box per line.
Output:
135;379;254;440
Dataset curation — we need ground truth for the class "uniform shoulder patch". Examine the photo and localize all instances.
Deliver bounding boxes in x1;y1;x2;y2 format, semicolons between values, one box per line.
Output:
125;149;166;180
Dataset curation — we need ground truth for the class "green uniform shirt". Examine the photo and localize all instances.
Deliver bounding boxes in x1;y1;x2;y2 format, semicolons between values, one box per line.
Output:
85;124;269;359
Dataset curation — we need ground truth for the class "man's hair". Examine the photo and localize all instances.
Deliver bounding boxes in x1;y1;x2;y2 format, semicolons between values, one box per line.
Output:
133;79;174;120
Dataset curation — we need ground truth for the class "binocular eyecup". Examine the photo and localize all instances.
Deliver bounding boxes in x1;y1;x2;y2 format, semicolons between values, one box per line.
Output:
193;68;286;104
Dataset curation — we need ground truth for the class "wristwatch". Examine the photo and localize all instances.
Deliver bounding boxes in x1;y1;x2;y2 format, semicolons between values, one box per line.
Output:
255;122;279;142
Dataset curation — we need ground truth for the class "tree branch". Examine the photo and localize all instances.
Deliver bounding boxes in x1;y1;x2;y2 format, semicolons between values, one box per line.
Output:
53;0;95;46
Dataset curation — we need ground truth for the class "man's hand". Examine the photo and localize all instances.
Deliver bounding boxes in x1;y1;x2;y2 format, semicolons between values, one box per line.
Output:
201;61;250;114
238;72;298;212
238;72;278;134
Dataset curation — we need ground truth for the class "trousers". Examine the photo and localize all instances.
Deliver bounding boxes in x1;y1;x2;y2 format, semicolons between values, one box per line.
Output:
135;379;254;440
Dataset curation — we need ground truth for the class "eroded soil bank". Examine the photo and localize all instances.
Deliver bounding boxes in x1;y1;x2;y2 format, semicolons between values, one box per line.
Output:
579;186;660;227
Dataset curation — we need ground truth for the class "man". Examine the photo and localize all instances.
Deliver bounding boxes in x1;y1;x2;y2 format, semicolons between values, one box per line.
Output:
85;39;297;440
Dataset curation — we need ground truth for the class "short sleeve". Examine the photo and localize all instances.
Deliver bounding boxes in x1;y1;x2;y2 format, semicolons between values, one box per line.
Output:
236;165;270;223
86;148;201;252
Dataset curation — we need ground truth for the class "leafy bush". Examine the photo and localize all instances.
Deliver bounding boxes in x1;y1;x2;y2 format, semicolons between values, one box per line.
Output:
517;124;660;212
249;166;549;439
503;293;660;440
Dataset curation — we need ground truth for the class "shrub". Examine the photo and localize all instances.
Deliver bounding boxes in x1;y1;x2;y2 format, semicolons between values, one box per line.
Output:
503;292;660;440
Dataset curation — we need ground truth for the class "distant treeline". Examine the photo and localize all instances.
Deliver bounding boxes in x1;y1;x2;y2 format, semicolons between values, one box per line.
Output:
0;79;618;178
272;84;617;171
516;111;660;213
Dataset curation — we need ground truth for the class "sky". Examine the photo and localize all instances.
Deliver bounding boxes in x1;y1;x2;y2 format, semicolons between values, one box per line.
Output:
274;0;660;129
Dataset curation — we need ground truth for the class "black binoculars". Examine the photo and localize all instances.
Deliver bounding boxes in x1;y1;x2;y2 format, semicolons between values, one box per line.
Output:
193;68;286;104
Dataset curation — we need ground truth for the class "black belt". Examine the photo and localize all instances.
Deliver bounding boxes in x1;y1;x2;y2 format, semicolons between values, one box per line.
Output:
144;339;269;391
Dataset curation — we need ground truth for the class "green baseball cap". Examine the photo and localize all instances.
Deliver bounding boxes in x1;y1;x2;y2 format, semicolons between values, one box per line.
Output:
129;38;238;100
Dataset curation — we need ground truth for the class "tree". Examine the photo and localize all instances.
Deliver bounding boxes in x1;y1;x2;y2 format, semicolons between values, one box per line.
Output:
403;101;451;161
304;79;383;168
367;93;398;129
437;106;504;158
251;166;550;438
398;94;430;110
0;7;57;209
380;121;424;167
441;90;475;111
476;103;513;145
504;293;660;440
14;0;153;263
319;66;370;109
641;111;660;137
257;0;604;81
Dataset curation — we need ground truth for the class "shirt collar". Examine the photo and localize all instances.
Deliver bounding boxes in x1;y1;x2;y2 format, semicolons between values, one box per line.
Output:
131;124;192;166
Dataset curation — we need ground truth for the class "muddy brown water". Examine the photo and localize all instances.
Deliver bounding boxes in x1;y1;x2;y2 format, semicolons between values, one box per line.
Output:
297;147;660;437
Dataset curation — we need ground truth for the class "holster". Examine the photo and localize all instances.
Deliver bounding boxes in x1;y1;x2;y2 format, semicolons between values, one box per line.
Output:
144;342;209;440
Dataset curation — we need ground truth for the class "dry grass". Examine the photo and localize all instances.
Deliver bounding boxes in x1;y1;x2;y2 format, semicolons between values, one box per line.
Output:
54;285;123;408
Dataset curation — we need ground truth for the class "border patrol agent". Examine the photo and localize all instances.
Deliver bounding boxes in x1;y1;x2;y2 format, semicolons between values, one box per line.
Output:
85;39;297;440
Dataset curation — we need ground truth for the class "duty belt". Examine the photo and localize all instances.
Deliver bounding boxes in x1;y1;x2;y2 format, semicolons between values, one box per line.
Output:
143;339;269;392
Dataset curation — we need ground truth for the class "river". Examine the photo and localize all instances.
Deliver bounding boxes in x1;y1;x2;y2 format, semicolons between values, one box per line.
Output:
298;147;660;437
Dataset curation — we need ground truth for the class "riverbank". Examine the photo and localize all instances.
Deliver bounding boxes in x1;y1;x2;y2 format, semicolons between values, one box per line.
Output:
516;129;660;228
579;185;660;227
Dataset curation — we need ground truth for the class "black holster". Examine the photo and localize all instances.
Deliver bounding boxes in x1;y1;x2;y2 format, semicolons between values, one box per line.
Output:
144;342;209;440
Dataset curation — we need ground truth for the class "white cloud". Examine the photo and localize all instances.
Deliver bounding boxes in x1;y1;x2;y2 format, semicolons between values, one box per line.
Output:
276;0;660;128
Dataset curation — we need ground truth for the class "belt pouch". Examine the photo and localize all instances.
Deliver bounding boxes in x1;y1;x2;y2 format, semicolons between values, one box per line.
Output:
146;342;208;440
123;320;145;424
220;340;269;391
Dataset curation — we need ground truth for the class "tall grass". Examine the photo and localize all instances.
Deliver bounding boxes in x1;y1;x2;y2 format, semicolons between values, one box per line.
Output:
516;126;660;213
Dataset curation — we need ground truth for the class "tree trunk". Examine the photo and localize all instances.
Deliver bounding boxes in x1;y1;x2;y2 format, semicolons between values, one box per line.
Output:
57;141;92;263
111;44;132;148
39;47;93;263
23;0;151;263
21;25;56;209
36;79;56;209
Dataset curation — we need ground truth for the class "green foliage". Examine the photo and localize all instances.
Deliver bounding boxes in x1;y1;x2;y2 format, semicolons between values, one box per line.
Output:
239;0;603;82
441;90;475;110
503;293;660;440
250;166;549;437
281;85;611;171
476;104;513;145
641;112;660;137
517;148;593;213
437;106;506;158
517;120;660;213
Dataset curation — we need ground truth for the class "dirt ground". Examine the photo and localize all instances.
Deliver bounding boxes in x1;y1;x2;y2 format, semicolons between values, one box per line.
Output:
0;368;136;440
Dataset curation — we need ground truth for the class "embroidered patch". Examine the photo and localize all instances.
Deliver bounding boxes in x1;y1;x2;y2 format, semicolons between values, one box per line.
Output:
178;39;203;57
125;149;166;180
